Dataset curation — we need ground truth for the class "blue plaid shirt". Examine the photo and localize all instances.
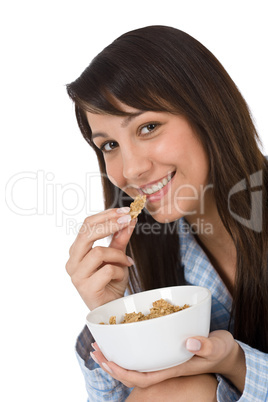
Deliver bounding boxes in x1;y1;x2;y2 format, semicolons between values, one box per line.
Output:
75;218;268;401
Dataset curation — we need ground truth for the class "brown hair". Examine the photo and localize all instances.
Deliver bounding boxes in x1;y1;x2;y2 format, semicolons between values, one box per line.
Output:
67;26;268;352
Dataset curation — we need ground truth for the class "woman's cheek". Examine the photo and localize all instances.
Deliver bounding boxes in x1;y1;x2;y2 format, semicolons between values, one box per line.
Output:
106;163;125;189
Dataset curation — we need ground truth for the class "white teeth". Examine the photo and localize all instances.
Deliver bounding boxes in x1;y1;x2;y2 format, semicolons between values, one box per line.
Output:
142;174;173;195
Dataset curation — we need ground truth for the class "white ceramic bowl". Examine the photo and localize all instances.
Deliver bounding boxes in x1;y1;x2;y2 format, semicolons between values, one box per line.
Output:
86;285;211;372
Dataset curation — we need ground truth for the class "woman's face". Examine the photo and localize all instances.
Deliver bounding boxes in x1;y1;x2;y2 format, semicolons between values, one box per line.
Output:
87;102;210;223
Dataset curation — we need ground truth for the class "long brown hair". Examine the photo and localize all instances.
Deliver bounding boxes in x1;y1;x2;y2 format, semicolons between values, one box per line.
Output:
67;26;268;352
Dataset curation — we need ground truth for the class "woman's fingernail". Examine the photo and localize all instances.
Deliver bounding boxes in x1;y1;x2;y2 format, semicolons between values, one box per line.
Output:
102;362;113;374
117;214;132;224
90;352;100;365
116;207;130;214
127;256;135;265
186;338;201;351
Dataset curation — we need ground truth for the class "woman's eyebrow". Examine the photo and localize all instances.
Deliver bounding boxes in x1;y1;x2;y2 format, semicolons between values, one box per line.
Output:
91;111;145;140
121;111;145;127
92;132;108;140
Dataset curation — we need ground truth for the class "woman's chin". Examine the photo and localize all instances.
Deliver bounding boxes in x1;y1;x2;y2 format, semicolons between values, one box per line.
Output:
147;210;182;224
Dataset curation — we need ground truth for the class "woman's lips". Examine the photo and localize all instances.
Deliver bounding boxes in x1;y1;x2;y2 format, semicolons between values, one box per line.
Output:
140;172;175;203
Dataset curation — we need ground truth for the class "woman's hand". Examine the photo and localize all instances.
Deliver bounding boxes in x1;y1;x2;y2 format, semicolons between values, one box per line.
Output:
66;207;136;310
90;330;246;393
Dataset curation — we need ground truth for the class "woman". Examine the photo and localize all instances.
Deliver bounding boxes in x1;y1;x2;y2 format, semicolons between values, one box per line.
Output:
66;26;268;401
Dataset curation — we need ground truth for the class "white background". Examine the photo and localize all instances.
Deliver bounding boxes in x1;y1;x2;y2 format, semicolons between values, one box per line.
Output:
1;0;267;401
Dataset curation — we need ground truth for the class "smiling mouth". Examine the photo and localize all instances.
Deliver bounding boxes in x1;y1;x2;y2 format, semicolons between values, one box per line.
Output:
140;172;175;195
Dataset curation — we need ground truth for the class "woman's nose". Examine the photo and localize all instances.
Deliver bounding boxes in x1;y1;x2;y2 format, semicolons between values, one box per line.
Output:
122;147;151;181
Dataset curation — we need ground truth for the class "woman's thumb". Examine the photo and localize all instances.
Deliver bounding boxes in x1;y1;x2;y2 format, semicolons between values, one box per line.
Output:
186;336;215;357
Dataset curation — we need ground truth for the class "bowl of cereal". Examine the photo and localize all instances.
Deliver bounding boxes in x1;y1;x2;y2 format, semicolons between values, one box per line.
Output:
86;285;211;372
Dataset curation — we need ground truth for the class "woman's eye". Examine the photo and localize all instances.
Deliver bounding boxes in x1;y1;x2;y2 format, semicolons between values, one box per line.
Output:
100;141;118;153
140;123;158;135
